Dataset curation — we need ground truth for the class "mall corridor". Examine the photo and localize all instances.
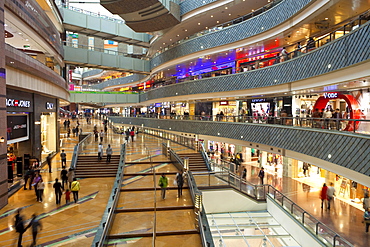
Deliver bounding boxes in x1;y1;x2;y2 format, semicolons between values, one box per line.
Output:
0;118;368;246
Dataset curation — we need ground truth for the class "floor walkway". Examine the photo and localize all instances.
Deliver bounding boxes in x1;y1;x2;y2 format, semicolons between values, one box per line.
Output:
0;117;368;246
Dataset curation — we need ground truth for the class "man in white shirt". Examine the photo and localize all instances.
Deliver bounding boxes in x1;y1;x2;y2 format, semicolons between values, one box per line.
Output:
327;182;336;210
98;143;103;161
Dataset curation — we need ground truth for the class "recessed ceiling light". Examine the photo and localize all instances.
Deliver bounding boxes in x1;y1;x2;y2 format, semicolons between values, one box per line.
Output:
185;29;187;31
163;42;165;45
205;27;208;29
325;18;329;20
198;23;200;25
25;39;29;41
225;7;228;9
211;15;213;18
18;33;22;35
229;13;231;16
217;21;219;23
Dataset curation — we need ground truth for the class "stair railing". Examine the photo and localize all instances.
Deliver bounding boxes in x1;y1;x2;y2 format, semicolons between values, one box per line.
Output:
70;133;92;170
202;160;353;247
163;143;214;247
91;143;126;247
199;143;212;171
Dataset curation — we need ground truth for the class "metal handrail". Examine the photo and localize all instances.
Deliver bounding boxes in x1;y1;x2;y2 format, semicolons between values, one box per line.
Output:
70;133;92;170
119;115;370;136
61;4;125;24
63;41;148;60
199;143;212;171
154;0;283;56
91;143;126;247
204;160;354;247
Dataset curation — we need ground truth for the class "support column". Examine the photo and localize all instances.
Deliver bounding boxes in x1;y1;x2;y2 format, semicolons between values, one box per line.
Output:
0;1;9;208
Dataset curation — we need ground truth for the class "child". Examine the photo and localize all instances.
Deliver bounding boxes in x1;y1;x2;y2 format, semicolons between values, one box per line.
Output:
65;189;71;204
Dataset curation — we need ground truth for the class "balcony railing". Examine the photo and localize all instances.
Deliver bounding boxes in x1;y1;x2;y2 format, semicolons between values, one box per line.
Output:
193;159;354;247
115;114;370;136
63;42;148;60
154;0;283;56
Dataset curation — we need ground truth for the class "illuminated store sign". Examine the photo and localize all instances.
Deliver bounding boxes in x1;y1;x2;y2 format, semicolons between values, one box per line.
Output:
6;98;31;108
251;98;267;103
323;92;339;99
46;102;54;110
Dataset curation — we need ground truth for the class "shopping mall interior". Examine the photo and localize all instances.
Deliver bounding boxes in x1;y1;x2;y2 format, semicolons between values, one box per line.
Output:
1;0;370;246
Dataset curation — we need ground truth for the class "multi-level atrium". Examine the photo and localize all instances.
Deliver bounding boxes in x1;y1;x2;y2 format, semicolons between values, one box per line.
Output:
1;0;370;246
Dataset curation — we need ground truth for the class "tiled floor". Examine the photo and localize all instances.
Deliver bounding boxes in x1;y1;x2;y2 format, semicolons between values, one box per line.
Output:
1;117;369;246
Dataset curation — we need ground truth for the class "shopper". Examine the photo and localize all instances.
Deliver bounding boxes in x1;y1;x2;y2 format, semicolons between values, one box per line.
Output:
65;189;71;204
323;109;332;129
125;128;130;142
242;167;247;180
106;144;112;163
158;173;169;199
176;171;184;198
99;130;105;142
98;143;103;161
258;167;265;184
333;108;342;130
46;153;52;173
31;172;42;200
364;207;370;233
67;168;75;188
71;178;81;203
302;163;309;177
364;193;370;210
327;182;336;210
36;178;45;202
28;213;42;247
60;150;67;169
280;47;288;62
320;183;328;209
14;208;28;247
53;178;63;205
61;168;68;189
130;129;135;142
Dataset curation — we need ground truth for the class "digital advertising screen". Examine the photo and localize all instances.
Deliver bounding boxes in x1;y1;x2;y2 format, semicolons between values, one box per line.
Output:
7;114;29;144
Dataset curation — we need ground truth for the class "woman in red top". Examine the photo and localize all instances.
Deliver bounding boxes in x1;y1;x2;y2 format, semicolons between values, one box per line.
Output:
320;183;328;209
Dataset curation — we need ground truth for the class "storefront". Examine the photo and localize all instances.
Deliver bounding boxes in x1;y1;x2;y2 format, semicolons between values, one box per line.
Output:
212;101;237;121
6;89;59;185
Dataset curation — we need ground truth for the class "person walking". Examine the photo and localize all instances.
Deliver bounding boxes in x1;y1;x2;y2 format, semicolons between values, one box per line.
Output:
242;167;247;180
28;213;42;247
36;178;45;202
363;193;370;210
327;182;336;210
71;178;80;203
46;153;52;173
98;143;103;161
61;168;68;189
130;129;135;142
364;207;370;233
14;209;28;247
31;172;42;200
106;144;112;163
258;167;265;184
320;183;328;209
94;130;99;142
65;189;71;204
53;178;63;205
125;128;130;142
99;130;105;142
158;173;169;199
67;168;75;188
176;171;184;198
60;150;67;169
